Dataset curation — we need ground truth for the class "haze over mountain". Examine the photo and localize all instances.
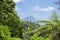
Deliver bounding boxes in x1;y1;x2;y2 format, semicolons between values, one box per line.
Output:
23;16;36;22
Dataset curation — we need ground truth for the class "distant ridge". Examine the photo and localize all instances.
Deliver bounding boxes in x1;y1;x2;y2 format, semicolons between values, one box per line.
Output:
23;16;36;22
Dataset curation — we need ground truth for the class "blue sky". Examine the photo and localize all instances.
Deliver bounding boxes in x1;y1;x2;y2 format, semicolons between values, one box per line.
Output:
13;0;59;20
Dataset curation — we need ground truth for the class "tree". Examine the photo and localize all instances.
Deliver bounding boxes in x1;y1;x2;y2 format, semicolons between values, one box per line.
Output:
0;0;23;38
29;12;60;40
37;12;60;40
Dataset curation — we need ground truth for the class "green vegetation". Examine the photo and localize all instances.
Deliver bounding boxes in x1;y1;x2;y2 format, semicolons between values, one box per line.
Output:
0;0;23;39
0;0;60;40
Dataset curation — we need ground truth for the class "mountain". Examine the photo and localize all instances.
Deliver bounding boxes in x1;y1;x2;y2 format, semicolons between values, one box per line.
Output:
23;16;36;22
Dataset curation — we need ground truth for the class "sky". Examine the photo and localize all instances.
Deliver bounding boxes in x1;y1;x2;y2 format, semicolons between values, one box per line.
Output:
13;0;60;20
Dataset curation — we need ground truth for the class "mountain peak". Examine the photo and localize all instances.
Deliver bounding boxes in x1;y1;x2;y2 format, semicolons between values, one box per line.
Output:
23;16;36;22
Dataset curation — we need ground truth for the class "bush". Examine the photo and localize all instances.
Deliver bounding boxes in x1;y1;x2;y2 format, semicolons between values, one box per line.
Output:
0;25;21;40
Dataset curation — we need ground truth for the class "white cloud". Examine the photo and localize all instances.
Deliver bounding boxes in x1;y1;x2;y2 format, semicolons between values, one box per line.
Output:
13;0;24;3
32;6;55;12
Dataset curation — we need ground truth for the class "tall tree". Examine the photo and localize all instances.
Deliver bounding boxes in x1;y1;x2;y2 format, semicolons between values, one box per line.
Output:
0;0;23;38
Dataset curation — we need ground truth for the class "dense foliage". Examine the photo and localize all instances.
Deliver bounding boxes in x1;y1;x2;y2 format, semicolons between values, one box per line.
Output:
0;0;24;38
0;0;60;40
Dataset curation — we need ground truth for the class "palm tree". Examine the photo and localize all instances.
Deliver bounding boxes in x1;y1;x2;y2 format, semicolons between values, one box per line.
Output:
30;11;60;40
37;12;60;40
